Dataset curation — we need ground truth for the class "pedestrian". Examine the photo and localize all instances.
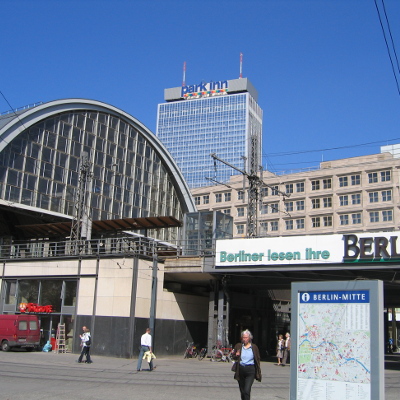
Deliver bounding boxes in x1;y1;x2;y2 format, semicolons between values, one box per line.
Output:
77;326;92;364
282;332;291;366
388;337;394;353
232;329;262;400
137;328;154;372
275;334;284;365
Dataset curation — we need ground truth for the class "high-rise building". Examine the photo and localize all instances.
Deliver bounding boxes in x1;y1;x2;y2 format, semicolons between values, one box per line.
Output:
156;78;263;189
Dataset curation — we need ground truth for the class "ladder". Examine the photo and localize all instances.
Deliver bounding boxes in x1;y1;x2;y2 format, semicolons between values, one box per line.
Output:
55;324;67;353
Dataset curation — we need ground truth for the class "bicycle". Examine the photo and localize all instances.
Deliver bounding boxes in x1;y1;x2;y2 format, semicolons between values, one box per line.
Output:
198;346;207;360
210;344;234;362
183;341;198;358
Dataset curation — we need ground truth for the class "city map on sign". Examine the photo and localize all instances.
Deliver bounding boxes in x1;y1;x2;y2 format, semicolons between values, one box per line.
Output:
297;291;371;400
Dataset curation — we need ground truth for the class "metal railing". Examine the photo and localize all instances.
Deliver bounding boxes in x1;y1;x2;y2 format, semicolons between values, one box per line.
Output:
0;236;216;261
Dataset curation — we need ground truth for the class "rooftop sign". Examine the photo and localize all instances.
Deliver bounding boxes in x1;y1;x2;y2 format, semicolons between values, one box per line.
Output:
181;80;228;99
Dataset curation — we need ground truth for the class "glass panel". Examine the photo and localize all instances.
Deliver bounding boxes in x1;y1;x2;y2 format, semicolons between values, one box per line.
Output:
30;320;38;330
4;280;17;304
40;280;63;312
19;321;28;330
18;279;40;304
64;281;77;306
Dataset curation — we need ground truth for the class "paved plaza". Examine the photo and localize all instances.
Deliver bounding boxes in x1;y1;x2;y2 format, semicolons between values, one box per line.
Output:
0;351;399;399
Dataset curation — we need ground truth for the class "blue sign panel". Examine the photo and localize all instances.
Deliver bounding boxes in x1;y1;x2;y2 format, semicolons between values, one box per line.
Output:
299;290;369;303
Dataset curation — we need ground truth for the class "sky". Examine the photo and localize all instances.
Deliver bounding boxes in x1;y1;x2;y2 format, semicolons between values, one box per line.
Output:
1;0;400;175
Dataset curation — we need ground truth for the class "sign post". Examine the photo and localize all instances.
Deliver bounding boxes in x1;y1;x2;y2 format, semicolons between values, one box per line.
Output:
290;280;384;400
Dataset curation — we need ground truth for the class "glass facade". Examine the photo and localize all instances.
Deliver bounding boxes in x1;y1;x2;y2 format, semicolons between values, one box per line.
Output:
157;92;262;189
183;211;233;255
0;107;191;242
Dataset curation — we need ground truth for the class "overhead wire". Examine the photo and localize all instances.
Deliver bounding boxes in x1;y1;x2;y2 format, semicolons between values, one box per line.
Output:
374;0;400;96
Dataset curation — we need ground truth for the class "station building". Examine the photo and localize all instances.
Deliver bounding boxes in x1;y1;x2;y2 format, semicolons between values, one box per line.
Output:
0;99;214;357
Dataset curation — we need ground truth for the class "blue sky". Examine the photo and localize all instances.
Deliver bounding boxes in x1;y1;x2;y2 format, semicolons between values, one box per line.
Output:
1;0;400;174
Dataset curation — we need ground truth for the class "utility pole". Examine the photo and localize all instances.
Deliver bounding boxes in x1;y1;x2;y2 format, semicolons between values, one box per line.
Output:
70;152;92;254
210;153;288;237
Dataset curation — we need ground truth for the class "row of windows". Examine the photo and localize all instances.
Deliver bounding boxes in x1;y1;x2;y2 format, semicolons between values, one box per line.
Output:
235;210;394;234
194;171;393;204
221;189;393;216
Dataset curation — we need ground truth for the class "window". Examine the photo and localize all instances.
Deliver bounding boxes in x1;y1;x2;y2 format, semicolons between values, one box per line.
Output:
351;194;361;205
260;204;268;214
237;207;245;217
311;180;320;191
222;209;231;215
238;191;244;201
312;217;320;228
270;221;278;231
224;192;231;202
382;190;392;202
19;321;28;330
285;220;294;230
296;200;305;211
272;185;279;196
352;213;361;224
312;198;320;209
260;187;268;197
351;174;360;185
260;222;268;234
323;178;332;189
203;195;209;204
340;214;349;225
368;172;378;183
285;183;293;194
215;193;222;203
296;182;305;193
382;210;393;221
339;176;348;187
4;281;17;305
237;225;244;235
323;216;332;227
296;218;305;229
285;201;293;212
339;195;348;206
369;192;378;203
270;203;279;213
194;196;201;206
323;197;332;208
369;211;379;223
381;170;391;182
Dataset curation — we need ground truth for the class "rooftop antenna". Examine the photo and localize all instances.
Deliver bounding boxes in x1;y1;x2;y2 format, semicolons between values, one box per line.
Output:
182;61;186;86
239;53;243;78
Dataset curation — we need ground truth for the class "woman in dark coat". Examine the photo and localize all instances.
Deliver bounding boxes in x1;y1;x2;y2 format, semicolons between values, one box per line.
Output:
232;329;262;400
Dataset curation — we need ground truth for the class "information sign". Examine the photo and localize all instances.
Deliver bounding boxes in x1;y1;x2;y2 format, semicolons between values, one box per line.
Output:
291;281;384;400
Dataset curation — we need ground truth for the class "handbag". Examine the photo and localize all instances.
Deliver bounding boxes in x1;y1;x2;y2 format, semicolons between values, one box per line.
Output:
231;361;237;372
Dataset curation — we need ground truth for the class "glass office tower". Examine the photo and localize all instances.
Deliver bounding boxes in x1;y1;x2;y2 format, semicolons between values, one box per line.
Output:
156;78;263;189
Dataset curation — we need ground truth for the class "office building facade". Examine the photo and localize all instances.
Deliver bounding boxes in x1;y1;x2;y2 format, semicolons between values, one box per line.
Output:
191;146;400;238
156;78;263;189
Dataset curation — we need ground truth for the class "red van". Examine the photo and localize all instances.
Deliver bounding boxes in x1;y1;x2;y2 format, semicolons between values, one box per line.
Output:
0;315;40;351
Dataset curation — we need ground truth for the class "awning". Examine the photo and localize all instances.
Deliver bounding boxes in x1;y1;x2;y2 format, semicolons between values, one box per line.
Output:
16;216;182;239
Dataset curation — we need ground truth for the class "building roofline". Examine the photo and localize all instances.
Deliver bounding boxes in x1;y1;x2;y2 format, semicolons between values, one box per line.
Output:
0;98;196;213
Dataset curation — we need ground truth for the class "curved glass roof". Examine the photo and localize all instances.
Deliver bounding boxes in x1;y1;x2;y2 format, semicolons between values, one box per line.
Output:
0;99;195;242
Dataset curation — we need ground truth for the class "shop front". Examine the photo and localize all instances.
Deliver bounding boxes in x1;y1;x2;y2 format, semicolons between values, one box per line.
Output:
0;278;77;351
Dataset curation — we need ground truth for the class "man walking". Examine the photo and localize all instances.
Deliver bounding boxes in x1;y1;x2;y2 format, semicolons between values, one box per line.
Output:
282;332;290;366
137;328;153;371
77;326;92;364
